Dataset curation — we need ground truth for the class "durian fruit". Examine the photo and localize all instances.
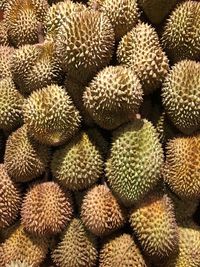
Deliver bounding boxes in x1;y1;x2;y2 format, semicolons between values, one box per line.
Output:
129;193;178;258
0;225;48;267
23;84;81;146
4;0;49;47
0;0;7;10
0;46;14;79
163;135;200;200
162;1;200;62
0;78;24;131
138;0;177;24
51;132;103;191
56;10;114;83
106;119;164;206
99;233;147;267
88;0;140;40
81;185;126;236
6;261;32;267
52;218;98;267
117;22;169;95
162;60;200;135
0;164;21;229
83;65;143;130
21;181;73;236
4;125;50;182
0;21;9;46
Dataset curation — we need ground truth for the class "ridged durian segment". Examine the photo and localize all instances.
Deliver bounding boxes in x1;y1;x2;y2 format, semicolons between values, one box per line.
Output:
117;22;169;95
56;10;114;82
4;125;50;182
0;21;9;46
0;225;48;267
81;185;126;236
130;193;178;258
6;261;32;267
52;218;98;267
0;46;14;79
21;182;73;236
51;132;103;191
99;234;147;267
138;0;177;24
0;165;21;229
23;84;81;146
162;60;200;135
45;0;86;40
0;78;24;131
162;1;200;62
4;0;49;47
83;66;143;130
88;0;139;40
106;119;164;206
163;135;200;200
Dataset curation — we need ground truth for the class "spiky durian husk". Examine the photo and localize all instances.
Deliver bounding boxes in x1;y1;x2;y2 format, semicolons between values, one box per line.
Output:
106;119;164;206
117;22;169;95
162;60;200;135
0;21;9;46
56;10;114;83
163;135;200;200
21;182;73;236
23;84;81;146
6;260;32;267
88;0;140;40
162;1;200;62
4;125;50;182
0;78;24;131
0;46;14;79
83;65;143;130
52;218;98;267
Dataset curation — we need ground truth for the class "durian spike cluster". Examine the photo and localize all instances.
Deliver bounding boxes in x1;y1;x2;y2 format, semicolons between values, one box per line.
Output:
0;0;200;266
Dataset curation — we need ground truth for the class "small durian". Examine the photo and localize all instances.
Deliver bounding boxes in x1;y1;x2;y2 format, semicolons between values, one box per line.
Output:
162;60;200;135
51;132;103;191
0;21;9;46
6;261;32;267
162;1;200;62
129;193;178;258
4;125;50;182
163;135;200;200
117;22;169;95
0;78;24;131
81;185;126;236
21;181;73;236
0;164;21;229
0;46;14;79
83;65;143;130
23;84;81;146
99;234;147;267
88;0;140;40
52;218;98;267
56;10;114;82
106;119;164;206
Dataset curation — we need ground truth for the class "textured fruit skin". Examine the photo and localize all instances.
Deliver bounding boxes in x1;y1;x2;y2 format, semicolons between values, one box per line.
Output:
106;119;164;206
162;60;200;135
0;225;48;267
129;193;178;258
0;46;14;79
83;66;143;130
163;135;200;200
52;218;97;267
0;21;9;46
6;261;32;267
117;23;169;95
88;0;139;40
162;1;200;62
23;84;81;146
0;164;21;229
21;182;73;236
4;125;50;182
81;185;126;236
51;132;103;191
99;234;147;267
56;10;114;82
0;78;24;131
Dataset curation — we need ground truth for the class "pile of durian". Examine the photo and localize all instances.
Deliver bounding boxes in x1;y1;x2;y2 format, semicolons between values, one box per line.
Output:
0;0;200;266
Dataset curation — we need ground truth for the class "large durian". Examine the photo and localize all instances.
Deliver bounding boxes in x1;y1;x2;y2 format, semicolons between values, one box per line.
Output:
0;46;14;79
0;21;9;46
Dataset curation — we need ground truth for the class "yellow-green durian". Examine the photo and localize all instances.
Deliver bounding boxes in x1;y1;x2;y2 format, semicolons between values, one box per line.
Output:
23;84;81;146
0;21;9;46
0;46;14;79
106;119;164;206
117;22;169;95
162;60;200;135
83;65;143;130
